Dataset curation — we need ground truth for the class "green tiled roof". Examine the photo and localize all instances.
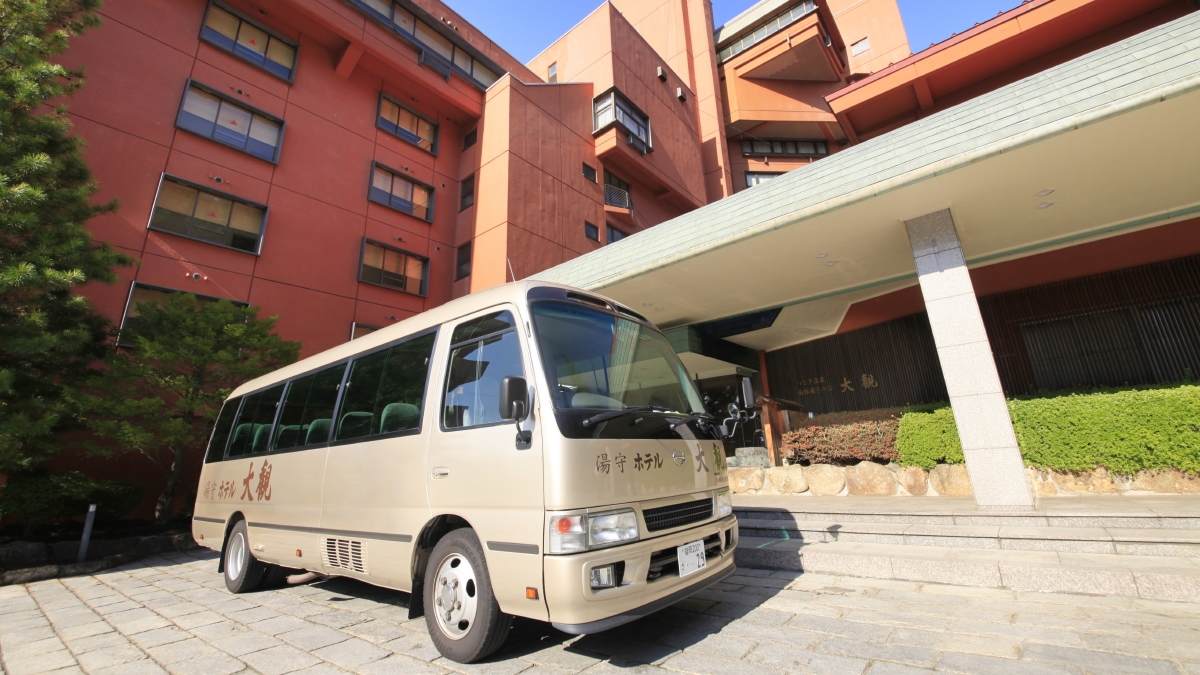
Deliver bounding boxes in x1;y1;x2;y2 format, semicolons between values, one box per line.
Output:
532;10;1200;290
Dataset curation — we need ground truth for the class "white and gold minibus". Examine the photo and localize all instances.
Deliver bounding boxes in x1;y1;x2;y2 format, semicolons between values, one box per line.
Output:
192;281;737;662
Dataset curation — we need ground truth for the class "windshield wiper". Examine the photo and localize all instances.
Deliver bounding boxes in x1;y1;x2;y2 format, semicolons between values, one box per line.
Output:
582;405;676;428
668;412;716;430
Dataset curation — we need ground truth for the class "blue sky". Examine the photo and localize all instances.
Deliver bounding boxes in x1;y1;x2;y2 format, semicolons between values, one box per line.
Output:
447;0;1023;64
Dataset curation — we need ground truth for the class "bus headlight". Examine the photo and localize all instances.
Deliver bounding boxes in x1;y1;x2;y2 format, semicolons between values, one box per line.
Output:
549;515;587;553
716;490;732;519
588;510;639;548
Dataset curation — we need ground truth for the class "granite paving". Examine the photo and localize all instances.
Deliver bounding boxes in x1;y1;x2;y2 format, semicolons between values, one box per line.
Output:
1;549;1198;674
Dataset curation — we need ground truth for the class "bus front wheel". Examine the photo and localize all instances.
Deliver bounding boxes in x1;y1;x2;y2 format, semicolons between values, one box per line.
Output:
223;520;266;593
423;528;512;662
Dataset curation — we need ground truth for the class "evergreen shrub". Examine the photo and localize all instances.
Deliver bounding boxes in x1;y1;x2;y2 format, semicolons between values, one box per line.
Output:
892;383;1200;474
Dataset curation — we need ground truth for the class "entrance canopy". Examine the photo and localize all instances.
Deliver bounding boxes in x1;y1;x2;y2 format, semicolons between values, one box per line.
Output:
532;12;1200;353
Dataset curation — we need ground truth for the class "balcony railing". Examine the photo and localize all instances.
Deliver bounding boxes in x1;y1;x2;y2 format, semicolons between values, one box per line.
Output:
604;184;631;209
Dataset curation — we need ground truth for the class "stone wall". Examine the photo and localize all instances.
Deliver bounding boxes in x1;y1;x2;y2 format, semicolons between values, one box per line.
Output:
728;463;1200;496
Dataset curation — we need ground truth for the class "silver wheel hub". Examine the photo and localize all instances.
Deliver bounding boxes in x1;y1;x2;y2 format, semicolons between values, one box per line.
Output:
432;553;478;640
227;532;246;581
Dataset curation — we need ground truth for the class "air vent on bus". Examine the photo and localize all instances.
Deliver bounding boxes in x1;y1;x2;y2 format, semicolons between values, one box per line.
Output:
566;292;611;311
323;538;367;574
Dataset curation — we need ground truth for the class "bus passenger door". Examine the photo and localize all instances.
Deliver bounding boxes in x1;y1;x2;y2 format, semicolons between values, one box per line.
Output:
319;331;437;591
426;308;547;621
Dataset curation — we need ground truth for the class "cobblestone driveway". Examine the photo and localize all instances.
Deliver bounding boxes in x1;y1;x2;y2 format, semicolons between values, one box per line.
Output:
2;549;1199;675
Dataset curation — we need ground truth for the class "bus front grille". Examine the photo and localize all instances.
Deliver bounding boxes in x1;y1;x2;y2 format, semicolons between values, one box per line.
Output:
643;498;713;532
323;538;367;574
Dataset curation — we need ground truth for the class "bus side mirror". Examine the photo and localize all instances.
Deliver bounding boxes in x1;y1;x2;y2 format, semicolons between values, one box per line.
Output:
499;376;528;421
499;376;532;445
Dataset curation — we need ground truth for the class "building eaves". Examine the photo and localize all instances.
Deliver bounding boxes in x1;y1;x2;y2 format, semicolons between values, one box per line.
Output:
532;10;1200;290
827;0;1051;103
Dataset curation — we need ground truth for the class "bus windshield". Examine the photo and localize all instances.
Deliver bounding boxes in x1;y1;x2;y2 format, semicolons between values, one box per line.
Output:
531;302;705;415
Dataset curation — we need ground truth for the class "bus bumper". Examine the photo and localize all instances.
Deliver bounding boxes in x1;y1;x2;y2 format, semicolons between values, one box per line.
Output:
545;515;738;634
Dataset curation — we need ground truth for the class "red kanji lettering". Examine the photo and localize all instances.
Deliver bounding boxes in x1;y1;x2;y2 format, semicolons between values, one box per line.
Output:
255;459;273;501
240;463;255;501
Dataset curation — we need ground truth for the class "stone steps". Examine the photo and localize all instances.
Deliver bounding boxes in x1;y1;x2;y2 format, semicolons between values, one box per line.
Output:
734;536;1200;602
733;502;1200;528
736;516;1200;556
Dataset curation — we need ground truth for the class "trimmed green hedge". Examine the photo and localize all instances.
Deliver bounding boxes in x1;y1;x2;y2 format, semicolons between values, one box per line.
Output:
894;405;963;469
894;383;1200;474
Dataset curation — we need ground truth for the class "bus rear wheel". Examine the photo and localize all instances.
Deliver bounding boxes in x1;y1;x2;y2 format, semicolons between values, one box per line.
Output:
224;520;266;593
423;528;511;663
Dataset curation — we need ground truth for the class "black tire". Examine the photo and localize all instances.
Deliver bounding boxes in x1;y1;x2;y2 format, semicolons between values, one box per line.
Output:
423;528;512;663
223;520;266;593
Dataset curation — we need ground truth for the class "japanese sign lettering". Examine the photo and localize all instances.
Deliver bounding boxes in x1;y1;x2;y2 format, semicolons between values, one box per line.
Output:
598;452;636;474
799;373;881;396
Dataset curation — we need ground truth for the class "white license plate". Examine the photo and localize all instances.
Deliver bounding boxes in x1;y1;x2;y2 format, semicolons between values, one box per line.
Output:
677;540;707;578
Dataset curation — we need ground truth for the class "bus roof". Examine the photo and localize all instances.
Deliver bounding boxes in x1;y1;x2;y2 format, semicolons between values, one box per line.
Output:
227;281;613;399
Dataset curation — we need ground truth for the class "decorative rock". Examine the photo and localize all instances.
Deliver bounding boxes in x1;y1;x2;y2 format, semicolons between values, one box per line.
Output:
846;462;898;495
929;464;973;496
896;467;928;496
1131;469;1200;494
727;454;771;469
0;541;49;566
1052;468;1119;493
763;466;809;494
804;464;846;496
728;467;765;494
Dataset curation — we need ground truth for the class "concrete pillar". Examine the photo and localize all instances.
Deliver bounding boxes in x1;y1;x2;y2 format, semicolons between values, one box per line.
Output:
904;210;1035;511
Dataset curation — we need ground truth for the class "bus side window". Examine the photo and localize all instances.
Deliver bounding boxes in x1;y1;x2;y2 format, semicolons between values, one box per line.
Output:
205;397;242;463
443;312;524;429
274;363;346;451
335;332;436;442
228;384;285;458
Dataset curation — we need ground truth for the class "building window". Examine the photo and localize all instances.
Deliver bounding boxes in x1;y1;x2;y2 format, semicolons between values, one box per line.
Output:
149;176;266;254
746;171;783;188
547;62;557;83
584;222;599;241
360;240;428;296
851;37;871;56
462;129;477;150
176;81;284;162
119;283;246;347
455;242;472;281
606;224;627;244
582;163;596;182
716;1;816;63
201;2;297;81
459;174;475;211
378;94;437;153
593;89;651;153
369;164;433;221
351;323;380;340
349;0;500;88
741;139;828;157
603;170;631;209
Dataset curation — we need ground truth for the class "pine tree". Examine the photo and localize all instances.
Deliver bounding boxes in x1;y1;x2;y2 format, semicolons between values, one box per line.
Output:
0;0;131;470
82;294;300;525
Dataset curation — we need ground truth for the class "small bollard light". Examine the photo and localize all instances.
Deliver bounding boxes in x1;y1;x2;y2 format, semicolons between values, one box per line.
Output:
77;504;97;564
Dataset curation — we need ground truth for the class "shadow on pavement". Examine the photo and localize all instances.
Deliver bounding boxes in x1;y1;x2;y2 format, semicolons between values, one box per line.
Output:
269;569;802;667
